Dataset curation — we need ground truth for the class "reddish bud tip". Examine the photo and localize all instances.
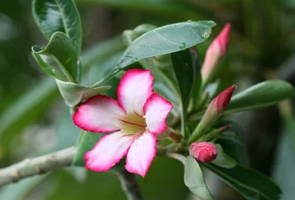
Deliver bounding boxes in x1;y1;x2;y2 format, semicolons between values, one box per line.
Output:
214;85;236;112
216;23;231;55
191;142;218;162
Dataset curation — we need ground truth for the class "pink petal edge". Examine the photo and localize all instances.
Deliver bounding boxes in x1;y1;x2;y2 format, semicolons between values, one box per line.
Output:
143;93;173;135
125;132;157;177
117;69;154;114
73;95;125;133
85;132;134;172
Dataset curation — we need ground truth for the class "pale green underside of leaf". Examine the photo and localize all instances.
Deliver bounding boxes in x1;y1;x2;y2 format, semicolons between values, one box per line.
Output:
184;156;213;200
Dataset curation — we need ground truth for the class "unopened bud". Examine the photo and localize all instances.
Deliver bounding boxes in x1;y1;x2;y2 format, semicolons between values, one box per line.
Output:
201;85;236;127
190;142;217;162
201;24;231;81
189;86;236;143
213;85;236;112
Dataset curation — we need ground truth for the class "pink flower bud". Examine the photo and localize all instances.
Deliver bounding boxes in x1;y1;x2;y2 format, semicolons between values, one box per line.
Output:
213;85;236;112
201;23;231;80
190;142;217;162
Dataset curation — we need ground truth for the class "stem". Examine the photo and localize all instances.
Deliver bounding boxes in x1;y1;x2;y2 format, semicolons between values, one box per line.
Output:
0;147;76;187
116;170;144;200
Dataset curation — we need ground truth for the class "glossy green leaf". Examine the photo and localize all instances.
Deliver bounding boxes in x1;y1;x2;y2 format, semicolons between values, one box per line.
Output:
33;0;82;51
32;32;80;82
227;80;295;113
212;144;237;169
171;50;199;136
204;164;282;200
184;156;213;200
73;131;102;166
56;79;110;107
171;50;197;111
116;21;215;68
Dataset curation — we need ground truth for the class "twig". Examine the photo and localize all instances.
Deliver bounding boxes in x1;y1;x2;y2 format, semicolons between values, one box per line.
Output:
116;170;144;200
0;146;77;187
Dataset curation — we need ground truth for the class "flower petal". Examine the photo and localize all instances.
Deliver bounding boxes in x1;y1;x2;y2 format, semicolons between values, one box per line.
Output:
73;95;125;133
85;132;134;172
117;69;153;114
125;132;157;177
144;93;173;134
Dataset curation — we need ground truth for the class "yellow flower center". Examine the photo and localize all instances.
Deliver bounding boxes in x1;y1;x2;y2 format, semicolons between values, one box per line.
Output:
119;113;146;135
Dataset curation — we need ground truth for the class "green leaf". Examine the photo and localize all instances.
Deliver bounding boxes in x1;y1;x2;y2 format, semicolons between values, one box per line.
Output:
56;79;110;107
171;50;199;136
227;80;295;113
184;156;213;200
212;144;237;169
204;164;282;200
73;131;102;166
116;20;215;68
171;50;198;112
32;32;80;82
33;0;82;51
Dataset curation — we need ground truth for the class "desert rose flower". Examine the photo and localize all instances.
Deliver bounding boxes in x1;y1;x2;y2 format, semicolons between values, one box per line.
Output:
190;142;217;162
201;23;231;82
73;69;173;177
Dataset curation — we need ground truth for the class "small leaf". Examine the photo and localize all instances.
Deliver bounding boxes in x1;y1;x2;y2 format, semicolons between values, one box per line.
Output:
72;131;102;166
204;164;282;200
33;0;82;51
117;20;215;68
184;156;213;200
56;79;110;107
227;80;295;113
212;144;237;169
32;32;80;82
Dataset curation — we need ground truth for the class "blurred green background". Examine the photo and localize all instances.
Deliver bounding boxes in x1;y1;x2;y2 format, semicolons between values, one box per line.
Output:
0;0;295;199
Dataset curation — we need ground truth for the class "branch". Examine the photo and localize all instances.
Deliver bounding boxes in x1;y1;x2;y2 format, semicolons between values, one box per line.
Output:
0;146;77;187
116;170;144;200
0;146;144;200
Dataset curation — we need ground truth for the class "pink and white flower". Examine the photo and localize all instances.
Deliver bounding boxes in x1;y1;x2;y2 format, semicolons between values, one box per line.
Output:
73;69;173;177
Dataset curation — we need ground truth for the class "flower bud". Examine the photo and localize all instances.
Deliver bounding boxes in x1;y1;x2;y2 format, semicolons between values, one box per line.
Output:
201;23;231;81
213;85;236;112
189;85;236;143
200;85;236;127
190;142;217;162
